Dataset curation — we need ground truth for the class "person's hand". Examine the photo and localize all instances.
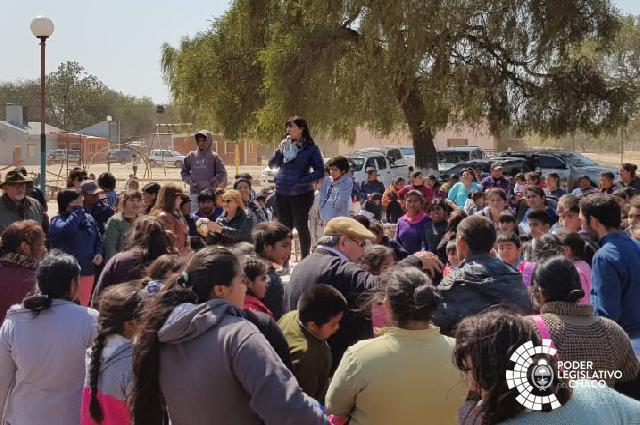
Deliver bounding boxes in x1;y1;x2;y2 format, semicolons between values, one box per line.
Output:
92;254;103;266
209;222;223;234
413;251;443;276
279;139;288;152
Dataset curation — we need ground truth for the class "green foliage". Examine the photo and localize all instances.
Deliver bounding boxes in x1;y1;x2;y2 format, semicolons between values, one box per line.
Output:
0;61;156;140
162;0;639;168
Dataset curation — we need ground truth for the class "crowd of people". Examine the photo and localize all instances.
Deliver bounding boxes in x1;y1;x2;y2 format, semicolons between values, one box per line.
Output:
0;116;639;424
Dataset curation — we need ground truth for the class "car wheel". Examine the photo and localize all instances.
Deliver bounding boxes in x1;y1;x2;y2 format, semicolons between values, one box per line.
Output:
149;160;157;167
174;160;183;168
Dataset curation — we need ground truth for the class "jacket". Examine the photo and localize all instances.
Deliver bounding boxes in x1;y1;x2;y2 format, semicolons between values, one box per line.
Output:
180;130;227;194
396;212;431;254
80;335;133;425
92;249;147;307
0;253;37;320
398;184;434;205
286;248;423;368
241;309;293;369
325;327;467;425
423;220;447;255
319;174;353;221
278;310;332;402
263;265;285;320
591;231;640;338
268;139;324;196
0;300;98;425
498;383;640;425
527;302;639;387
244;294;273;317
156;210;189;254
86;200;115;235
0;194;43;234
206;209;253;246
381;236;409;261
432;253;533;336
103;213;135;260
360;180;386;197
49;207;104;276
157;299;326;425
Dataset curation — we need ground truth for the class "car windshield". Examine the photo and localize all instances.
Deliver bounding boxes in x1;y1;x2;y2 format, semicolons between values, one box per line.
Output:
438;151;470;163
347;157;365;171
559;152;597;167
399;147;414;156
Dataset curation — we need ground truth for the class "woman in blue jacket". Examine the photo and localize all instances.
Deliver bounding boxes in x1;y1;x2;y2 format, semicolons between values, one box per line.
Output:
49;189;104;306
268;117;324;258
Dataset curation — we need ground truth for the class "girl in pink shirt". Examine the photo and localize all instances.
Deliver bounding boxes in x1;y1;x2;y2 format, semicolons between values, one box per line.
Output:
561;232;597;304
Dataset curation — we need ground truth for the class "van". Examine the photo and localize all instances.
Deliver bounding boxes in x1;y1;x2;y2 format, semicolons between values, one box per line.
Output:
438;146;484;171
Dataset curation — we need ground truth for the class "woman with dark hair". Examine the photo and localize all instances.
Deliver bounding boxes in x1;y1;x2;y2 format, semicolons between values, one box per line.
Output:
455;310;640;425
447;168;481;208
517;185;558;235
528;256;639;387
423;198;449;254
268;116;324;259
97;172;118;210
129;247;326;424
67;167;88;189
81;282;142;425
151;183;190;254
234;178;266;226
0;251;98;425
0;220;46;319
618;163;640;192
141;182;161;214
50;189;104;306
92;216;171;306
103;191;142;260
142;254;187;295
202;189;253;246
326;267;467;424
476;188;509;228
395;190;431;254
435;209;468;264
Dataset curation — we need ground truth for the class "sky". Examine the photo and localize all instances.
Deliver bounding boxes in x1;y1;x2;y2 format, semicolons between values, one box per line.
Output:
0;0;638;104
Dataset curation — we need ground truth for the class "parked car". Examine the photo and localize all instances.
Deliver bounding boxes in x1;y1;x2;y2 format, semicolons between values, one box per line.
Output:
106;148;134;164
396;146;416;172
439;157;533;182
497;150;618;190
352;147;412;172
438;146;484;172
47;149;80;164
346;150;409;188
148;149;185;168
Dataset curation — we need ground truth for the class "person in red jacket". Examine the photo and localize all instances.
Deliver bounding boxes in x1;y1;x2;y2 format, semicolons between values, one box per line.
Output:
0;220;46;320
398;170;434;207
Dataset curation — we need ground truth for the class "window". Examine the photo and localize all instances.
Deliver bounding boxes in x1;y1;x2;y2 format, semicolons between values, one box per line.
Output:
374;156;387;170
27;144;36;158
538;155;567;169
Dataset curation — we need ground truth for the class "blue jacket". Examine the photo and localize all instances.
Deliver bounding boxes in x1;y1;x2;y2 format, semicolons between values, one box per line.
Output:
49;207;104;276
268;139;324;196
592;232;640;338
319;174;353;221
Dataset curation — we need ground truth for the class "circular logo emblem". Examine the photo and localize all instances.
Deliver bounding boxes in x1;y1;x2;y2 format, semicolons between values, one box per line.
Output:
505;339;562;410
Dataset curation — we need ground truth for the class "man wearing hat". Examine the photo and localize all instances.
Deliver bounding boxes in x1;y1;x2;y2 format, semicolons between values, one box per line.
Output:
481;162;510;192
286;216;442;369
360;166;386;200
80;180;114;235
181;130;228;206
0;170;44;234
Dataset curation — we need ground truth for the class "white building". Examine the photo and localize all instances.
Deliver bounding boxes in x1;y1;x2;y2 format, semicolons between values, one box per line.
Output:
0;104;60;165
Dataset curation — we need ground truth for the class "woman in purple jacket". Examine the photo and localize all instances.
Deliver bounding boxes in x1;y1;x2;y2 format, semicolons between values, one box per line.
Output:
268;117;324;258
396;190;432;254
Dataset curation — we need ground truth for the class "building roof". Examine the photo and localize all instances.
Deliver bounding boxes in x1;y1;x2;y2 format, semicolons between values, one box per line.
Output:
0;120;62;135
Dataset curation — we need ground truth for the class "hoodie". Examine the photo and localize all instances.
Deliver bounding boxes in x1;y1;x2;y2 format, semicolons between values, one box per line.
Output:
181;130;228;194
157;299;327;425
319;174;353;221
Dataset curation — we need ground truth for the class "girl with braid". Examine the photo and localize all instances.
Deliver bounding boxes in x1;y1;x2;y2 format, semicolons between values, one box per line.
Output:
81;282;143;425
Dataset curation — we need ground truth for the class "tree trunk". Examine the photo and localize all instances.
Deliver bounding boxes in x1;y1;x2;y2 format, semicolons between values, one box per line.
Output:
395;78;439;171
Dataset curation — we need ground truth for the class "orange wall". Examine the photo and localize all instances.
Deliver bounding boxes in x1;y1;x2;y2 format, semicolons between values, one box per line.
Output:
55;132;108;161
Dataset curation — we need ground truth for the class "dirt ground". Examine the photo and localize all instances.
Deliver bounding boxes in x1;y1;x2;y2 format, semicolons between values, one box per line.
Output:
4;151;637;216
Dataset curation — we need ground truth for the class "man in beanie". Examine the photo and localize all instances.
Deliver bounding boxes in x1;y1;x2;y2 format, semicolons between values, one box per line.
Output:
286;216;442;368
181;130;228;205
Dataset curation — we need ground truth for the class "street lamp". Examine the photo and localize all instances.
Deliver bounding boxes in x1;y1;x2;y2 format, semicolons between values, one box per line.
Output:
30;15;54;194
106;115;112;171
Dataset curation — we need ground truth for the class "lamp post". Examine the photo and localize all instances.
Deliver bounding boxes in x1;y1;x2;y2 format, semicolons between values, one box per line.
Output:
106;115;112;172
30;15;54;194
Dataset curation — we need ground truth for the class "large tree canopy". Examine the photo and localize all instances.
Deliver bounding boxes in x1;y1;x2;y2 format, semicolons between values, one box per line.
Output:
162;0;637;169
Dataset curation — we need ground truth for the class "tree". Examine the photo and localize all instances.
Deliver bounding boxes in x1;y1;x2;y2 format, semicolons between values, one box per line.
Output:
0;61;157;140
164;1;637;169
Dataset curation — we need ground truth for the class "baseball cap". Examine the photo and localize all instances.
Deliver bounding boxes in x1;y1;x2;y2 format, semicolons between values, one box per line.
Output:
323;217;375;241
80;180;99;195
